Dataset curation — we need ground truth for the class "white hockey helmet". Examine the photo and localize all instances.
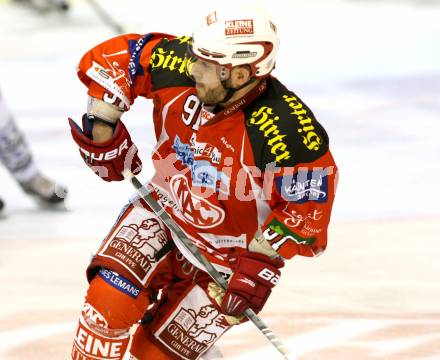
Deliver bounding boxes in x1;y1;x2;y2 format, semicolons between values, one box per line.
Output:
190;5;279;78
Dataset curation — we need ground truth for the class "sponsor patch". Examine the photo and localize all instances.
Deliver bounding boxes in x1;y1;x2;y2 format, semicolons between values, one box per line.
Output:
232;51;258;59
98;209;169;285
247;106;291;163
150;37;193;76
263;219;316;259
173;135;230;194
281;204;324;237
206;11;217;26
82;303;108;328
275;169;328;203
72;310;130;360
225;19;254;36
283;94;323;151
266;218;316;246
190;134;221;164
86;61;130;108
154;286;230;360
200;107;215;123
199;233;247;249
150;183;181;214
98;268;141;299
282;205;323;228
128;34;153;83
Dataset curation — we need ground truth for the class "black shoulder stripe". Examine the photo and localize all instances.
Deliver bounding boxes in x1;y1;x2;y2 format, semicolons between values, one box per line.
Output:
244;77;329;169
149;36;195;90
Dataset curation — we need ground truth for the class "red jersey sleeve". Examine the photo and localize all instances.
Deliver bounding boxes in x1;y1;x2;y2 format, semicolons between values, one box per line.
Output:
261;150;338;260
76;33;172;110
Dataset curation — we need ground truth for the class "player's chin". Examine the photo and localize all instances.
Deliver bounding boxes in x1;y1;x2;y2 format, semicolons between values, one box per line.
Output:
196;86;224;105
195;83;207;95
195;86;211;104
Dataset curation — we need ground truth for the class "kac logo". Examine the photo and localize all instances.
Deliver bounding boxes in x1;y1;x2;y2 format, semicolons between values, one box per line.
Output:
170;175;225;229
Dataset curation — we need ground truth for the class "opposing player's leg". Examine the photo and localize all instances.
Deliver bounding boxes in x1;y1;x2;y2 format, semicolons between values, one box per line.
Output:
0;92;37;184
19;172;67;205
12;0;69;12
0;90;67;206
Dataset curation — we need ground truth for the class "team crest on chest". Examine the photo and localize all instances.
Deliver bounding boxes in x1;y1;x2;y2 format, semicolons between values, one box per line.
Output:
170;175;225;229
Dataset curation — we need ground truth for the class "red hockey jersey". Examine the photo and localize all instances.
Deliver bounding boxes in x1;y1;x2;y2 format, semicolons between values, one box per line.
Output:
77;33;338;272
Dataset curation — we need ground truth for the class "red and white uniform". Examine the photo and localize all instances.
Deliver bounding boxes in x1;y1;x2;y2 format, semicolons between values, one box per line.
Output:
71;33;337;360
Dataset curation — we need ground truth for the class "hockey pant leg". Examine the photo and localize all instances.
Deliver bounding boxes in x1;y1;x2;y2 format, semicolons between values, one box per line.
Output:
72;199;176;359
72;198;234;360
129;251;233;360
72;256;234;360
71;272;151;360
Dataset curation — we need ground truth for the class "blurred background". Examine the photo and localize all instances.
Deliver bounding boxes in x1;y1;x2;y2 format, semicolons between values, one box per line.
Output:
0;0;439;359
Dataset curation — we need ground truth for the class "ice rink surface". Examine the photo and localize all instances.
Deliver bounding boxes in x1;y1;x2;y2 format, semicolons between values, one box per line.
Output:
0;0;439;359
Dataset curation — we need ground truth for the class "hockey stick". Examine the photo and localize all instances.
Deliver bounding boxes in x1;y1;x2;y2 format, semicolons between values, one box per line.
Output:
84;0;125;34
122;170;293;360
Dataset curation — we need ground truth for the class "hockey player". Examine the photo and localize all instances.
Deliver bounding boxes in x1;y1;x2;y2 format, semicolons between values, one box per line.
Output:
12;0;69;13
0;90;67;214
69;5;337;360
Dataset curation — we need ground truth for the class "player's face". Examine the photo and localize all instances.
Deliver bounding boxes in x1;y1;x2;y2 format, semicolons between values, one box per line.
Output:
189;59;227;105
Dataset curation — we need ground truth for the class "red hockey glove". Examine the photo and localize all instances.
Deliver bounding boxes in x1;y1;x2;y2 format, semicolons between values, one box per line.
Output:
68;115;142;182
221;252;284;316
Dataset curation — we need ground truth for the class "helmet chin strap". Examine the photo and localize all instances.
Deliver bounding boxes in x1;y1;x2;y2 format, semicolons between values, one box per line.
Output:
219;77;256;104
